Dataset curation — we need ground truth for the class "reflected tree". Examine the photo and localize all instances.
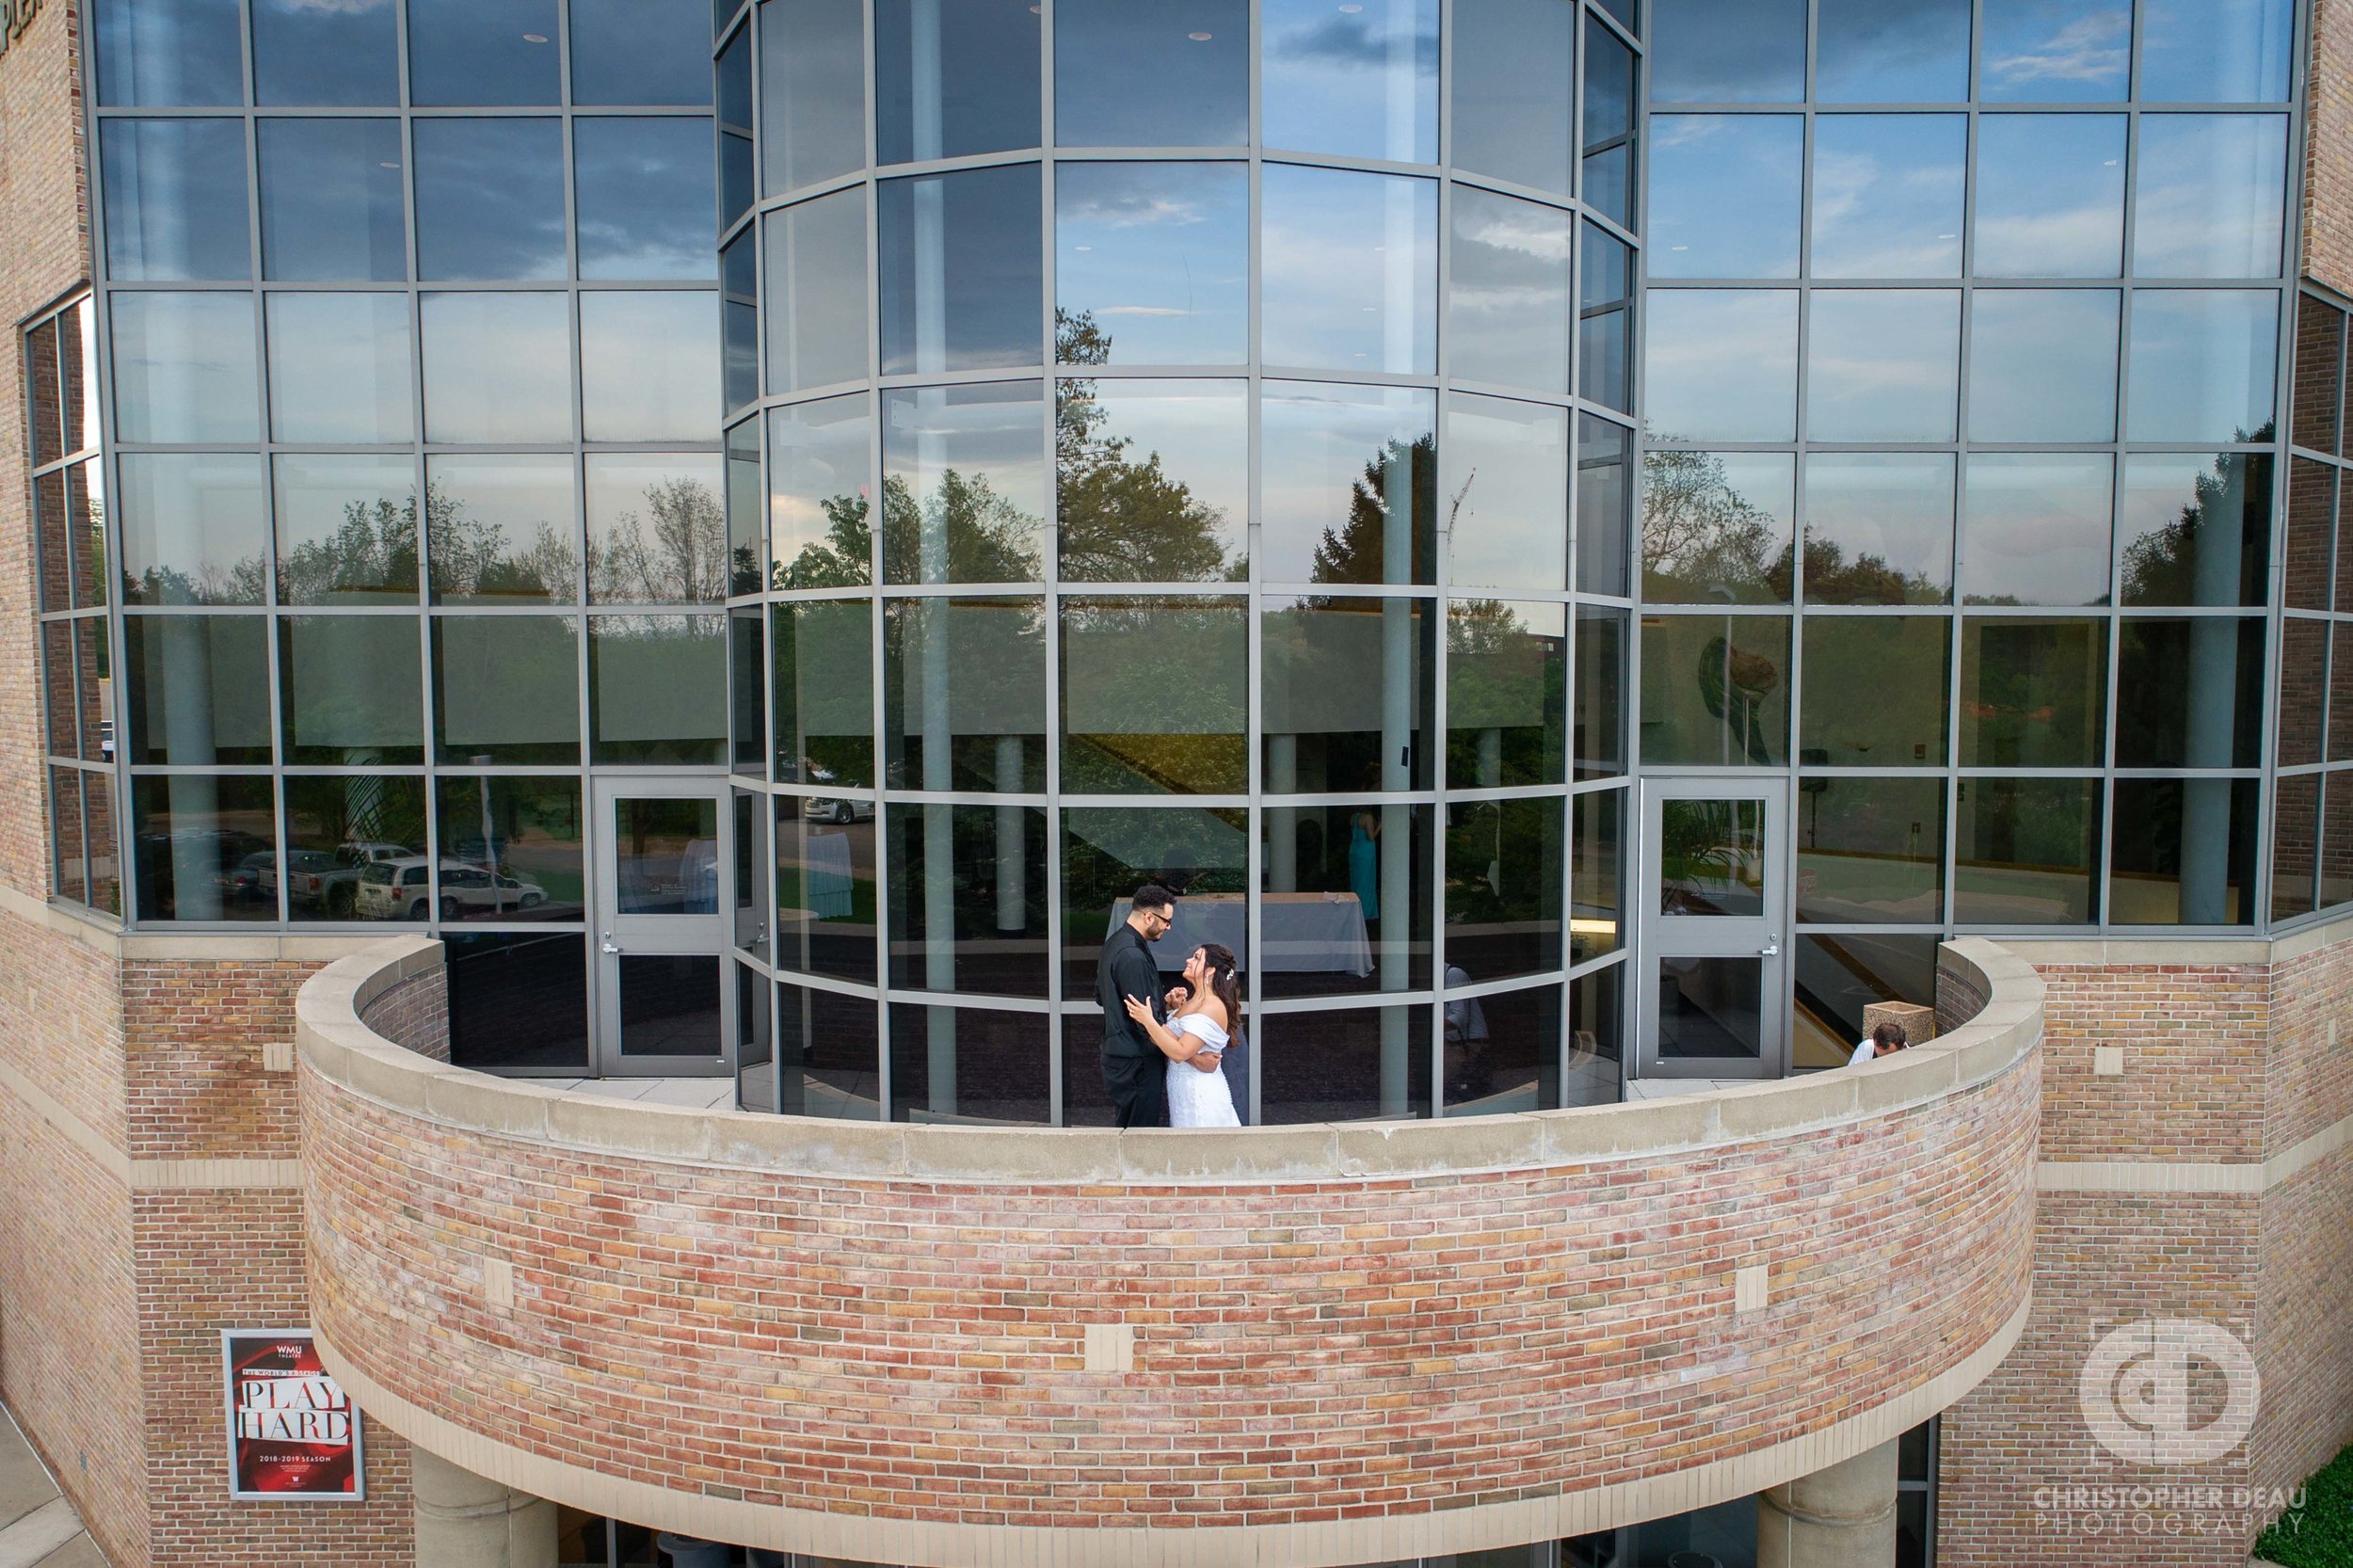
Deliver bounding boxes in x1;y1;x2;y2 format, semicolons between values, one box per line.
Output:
1307;429;1437;588
1641;446;1791;601
2120;429;2273;605
1055;310;1241;583
429;486;578;600
589;476;728;602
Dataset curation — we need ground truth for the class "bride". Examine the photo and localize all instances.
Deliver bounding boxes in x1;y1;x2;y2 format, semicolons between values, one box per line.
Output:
1121;943;1242;1128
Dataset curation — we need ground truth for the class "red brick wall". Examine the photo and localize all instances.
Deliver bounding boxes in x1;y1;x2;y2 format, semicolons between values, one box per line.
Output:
360;969;449;1063
2308;0;2353;294
2033;964;2271;1164
123;962;312;1162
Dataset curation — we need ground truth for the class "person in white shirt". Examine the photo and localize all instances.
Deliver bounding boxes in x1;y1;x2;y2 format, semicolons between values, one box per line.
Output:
1849;1019;1908;1065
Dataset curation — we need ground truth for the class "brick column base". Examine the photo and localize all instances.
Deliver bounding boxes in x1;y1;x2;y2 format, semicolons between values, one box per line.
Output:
412;1449;555;1568
1757;1439;1898;1568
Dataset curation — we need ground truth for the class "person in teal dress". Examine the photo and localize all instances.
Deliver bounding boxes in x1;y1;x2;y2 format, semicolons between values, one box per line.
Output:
1349;808;1380;922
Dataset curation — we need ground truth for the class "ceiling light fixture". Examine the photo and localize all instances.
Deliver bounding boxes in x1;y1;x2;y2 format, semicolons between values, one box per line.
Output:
1339;3;1363;10
1189;31;1213;40
522;32;549;41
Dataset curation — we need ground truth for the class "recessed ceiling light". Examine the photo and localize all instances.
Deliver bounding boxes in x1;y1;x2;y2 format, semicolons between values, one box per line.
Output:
522;32;549;41
1029;4;1040;11
1074;245;1093;251
1339;3;1363;10
1361;306;1377;312
378;161;401;169
1189;30;1213;40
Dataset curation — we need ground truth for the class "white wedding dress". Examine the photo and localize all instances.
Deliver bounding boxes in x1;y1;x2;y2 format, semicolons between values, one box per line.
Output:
1166;1013;1241;1128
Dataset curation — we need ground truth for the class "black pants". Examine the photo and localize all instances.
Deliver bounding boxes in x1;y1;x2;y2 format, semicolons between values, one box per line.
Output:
1102;1049;1166;1129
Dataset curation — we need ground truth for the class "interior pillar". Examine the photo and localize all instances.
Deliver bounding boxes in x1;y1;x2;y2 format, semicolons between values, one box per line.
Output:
411;1449;556;1568
1756;1438;1898;1568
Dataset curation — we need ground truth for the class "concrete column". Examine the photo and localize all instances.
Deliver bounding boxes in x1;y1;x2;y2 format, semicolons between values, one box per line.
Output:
411;1449;555;1568
1756;1438;1897;1568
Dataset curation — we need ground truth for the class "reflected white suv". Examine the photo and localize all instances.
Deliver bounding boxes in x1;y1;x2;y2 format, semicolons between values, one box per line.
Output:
354;856;547;921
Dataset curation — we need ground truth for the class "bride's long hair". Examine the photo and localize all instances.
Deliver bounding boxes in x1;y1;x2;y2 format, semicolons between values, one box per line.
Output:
1196;943;1243;1038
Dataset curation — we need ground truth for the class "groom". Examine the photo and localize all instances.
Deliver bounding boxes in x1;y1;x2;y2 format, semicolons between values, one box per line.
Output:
1097;883;1176;1128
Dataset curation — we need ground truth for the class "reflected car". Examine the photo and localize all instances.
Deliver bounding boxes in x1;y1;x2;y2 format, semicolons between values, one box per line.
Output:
270;841;415;917
219;850;276;902
802;797;873;824
354;856;548;921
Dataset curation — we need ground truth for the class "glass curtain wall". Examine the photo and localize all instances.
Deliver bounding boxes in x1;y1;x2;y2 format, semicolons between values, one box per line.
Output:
1641;0;2296;1062
2278;284;2353;919
729;0;1642;1124
86;0;722;1068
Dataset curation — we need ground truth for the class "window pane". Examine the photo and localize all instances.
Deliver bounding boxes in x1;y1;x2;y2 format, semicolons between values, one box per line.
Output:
101;120;252;281
1450;0;1575;194
1445;982;1560;1115
1263;595;1433;791
26;318;63;471
1059;805;1248;999
2272;774;2319;920
96;0;243;106
283;775;427;921
123;616;272;764
2330;776;2353;907
2329;627;2353;763
584;454;727;601
1954;777;2100;925
1978;0;2129;102
252;0;396;104
274;454;417;604
1257;801;1430;997
2294;294;2346;453
875;0;1039;163
570;0;712;105
432;776;584;922
1260;1004;1432;1124
1576;416;1632;596
1262;0;1437;163
718;28;753;227
413;119;568;280
769;394;872;588
120;453;267;605
775;806;878;982
1056;378;1247;583
1566;963;1622;1102
887;1003;1049;1123
881;382;1048;584
2119;453;2270;607
2282;458;2333;612
1652;0;1803;101
1637;614;1791;766
1802;616;1950;767
2133;116;2289;280
724;235;758;412
1972;116;2125;279
1581;223;1634;413
71;620;109;762
885;599;1046;791
759;0;865;191
1447;797;1561;980
258;120;408;281
1961;453;2113;606
1810;116;1963;280
445;935;590;1071
580;291;720;441
1815;0;1970;101
1803;454;1954;605
2109;779;2257;927
1957;617;2106;766
1794;777;1945;924
50;769;88;908
1793;936;1939;1066
1261;167;1436;375
1061;597;1247;793
1260;382;1436;584
426;455;580;603
774;600;875;787
40;622;76;759
588;615;728;761
727;419;761;595
265;294;414;443
1057;163;1247;367
110;292;260;443
1641;451;1794;604
1571;789;1624;958
1647;116;1801;280
2126;290;2279;443
887;808;1050;999
1807;290;1960;441
431;616;582;763
132;776;278;923
421;293;572;442
2277;617;2325;765
1581;19;1637;229
576;118;718;280
1575;607;1628;779
1449;186;1571;396
1054;0;1248;148
280;615;424;763
763;188;871;393
1966;290;2118;443
730;608;763;769
407;0;560;105
2115;618;2263;768
1447;600;1564;789
878;166;1044;375
68;462;107;613
774;982;881;1117
1643;290;1798;442
2140;0;2292;104
1445;395;1567;592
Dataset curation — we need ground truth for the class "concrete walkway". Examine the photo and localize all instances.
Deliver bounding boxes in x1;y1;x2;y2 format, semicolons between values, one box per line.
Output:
0;1404;104;1568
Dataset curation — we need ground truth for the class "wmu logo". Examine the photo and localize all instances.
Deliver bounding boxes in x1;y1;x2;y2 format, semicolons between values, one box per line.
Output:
2078;1319;2261;1466
0;0;42;61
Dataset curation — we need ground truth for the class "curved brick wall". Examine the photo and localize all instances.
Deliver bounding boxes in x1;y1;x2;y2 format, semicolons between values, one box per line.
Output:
296;938;2041;1567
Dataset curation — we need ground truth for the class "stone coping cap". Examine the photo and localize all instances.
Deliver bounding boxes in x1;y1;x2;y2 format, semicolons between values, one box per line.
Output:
296;936;2041;1185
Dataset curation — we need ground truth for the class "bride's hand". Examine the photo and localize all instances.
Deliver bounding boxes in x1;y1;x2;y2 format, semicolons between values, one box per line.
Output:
1164;984;1190;1012
1122;994;1155;1025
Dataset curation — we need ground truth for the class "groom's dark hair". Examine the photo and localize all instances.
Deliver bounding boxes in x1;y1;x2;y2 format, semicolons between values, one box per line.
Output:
1133;883;1176;913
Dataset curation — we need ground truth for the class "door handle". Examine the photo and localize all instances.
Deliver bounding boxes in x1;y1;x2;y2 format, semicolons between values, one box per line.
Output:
1760;940;1780;957
600;933;623;955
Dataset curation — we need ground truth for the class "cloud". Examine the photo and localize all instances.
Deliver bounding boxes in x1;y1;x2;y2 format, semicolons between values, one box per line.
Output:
1984;12;2129;88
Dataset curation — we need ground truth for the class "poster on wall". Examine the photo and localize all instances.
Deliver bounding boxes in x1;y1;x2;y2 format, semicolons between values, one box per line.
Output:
220;1330;365;1500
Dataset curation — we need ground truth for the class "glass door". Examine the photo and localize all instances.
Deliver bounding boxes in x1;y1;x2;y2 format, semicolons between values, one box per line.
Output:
1636;779;1789;1080
590;777;731;1079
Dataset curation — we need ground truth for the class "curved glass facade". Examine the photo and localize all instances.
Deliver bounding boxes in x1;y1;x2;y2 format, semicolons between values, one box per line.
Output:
724;0;1642;1123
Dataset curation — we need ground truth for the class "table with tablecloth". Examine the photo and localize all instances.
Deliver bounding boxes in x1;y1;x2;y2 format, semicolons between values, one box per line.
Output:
1106;891;1371;976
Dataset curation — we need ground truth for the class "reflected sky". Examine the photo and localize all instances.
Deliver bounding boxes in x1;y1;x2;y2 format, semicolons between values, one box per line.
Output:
1259;381;1435;583
1806;290;1960;441
570;0;712;106
426;454;579;602
1647;116;1801;279
1643;290;1797;443
760;0;864;193
1451;0;1575;194
1978;0;2129;102
1261;166;1435;374
878;166;1044;376
265;293;414;444
1811;116;1963;279
273;453;417;604
580;292;721;442
2126;290;2279;443
576;118;718;280
585;453;728;601
102;120;251;282
408;0;561;106
1057;379;1247;583
1961;453;2114;605
1261;0;1437;163
119;454;267;606
1815;0;1970;102
1056;163;1248;366
259;120;408;282
882;382;1048;584
763;188;870;393
768;393;872;588
1966;289;2118;442
421;292;572;443
1449;186;1572;395
1650;0;1805;103
1973;115;2123;278
413;118;568;280
1445;394;1568;592
2118;453;2270;607
251;0;397;105
111;291;260;444
1802;453;1955;604
2133;115;2288;280
876;0;1040;164
1056;0;1248;148
96;0;244;106
2139;0;2293;103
